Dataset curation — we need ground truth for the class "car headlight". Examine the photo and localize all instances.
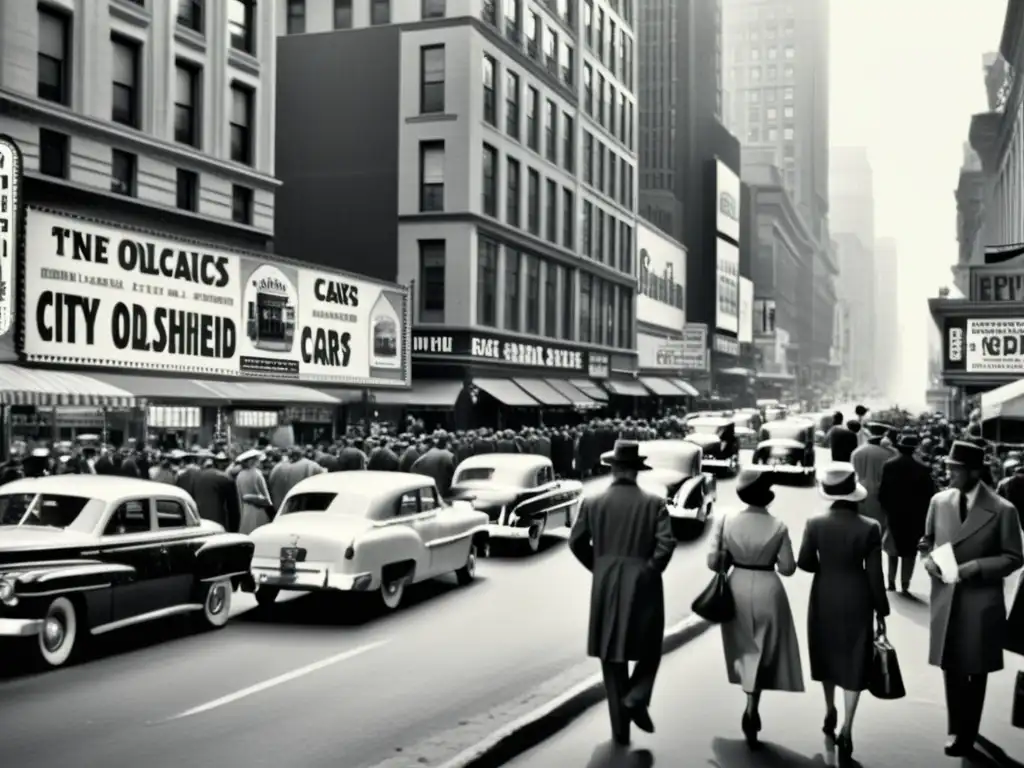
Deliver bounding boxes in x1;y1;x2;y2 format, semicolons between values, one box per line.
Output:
0;578;16;604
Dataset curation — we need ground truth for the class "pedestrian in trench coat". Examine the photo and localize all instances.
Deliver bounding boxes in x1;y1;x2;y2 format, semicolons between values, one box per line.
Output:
850;425;892;533
568;440;676;745
877;435;935;591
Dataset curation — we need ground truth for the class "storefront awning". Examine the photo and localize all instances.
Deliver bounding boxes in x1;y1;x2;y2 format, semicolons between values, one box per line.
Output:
512;378;572;406
569;378;609;401
89;372;227;403
720;367;755;377
756;371;796;382
474;378;540;407
309;388;369;404
639;377;686;397
0;366;138;407
374;381;462;407
981;379;1024;421
603;379;650;397
670;378;700;396
190;380;340;405
546;378;600;408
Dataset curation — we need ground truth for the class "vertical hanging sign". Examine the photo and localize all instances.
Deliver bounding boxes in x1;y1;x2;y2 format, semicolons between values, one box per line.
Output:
0;136;22;339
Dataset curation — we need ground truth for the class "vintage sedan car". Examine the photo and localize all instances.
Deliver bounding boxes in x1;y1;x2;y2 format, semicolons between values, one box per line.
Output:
245;471;489;611
448;454;583;554
594;440;716;536
684;417;741;475
731;410;762;449
0;475;254;668
751;419;817;483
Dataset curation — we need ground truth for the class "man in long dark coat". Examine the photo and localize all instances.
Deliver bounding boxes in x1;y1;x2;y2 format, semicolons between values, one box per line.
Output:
411;433;456;498
878;434;935;593
919;440;1024;756
568;440;676;745
826;411;857;461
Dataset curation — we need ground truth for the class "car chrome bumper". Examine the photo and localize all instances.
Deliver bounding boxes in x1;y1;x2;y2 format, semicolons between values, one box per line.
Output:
251;566;372;592
765;464;812;473
487;522;539;539
0;618;43;637
701;458;732;468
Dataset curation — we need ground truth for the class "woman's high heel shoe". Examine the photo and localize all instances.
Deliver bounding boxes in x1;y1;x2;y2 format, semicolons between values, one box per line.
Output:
822;707;838;738
741;711;761;749
836;731;853;760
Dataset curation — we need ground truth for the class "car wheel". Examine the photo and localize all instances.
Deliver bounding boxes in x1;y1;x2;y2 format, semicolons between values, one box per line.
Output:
380;577;405;611
455;547;477;586
526;517;546;554
38;596;79;669
255;586;279;608
200;578;233;629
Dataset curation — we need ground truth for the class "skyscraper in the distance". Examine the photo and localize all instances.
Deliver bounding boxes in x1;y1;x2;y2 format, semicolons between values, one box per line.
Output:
873;237;899;397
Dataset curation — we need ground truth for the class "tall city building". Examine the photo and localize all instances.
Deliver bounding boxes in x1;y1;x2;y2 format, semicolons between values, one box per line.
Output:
830;146;876;393
873;237;898;396
275;0;645;418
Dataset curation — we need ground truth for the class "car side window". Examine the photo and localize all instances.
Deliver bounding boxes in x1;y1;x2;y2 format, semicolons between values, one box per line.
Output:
104;499;152;536
396;492;420;517
420;487;440;511
536;466;553;486
156;499;189;529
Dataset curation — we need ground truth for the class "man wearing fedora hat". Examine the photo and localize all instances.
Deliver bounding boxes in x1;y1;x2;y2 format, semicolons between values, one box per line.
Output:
569;440;676;745
878;434;935;593
918;440;1024;756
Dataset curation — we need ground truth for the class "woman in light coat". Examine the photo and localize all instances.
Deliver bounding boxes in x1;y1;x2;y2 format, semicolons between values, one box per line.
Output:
236;449;273;535
706;468;804;749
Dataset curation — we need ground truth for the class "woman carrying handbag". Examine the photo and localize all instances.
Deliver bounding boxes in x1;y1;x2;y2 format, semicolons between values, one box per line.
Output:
702;469;804;749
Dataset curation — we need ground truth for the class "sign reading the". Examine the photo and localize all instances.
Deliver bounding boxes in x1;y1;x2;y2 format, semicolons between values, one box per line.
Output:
21;209;409;387
411;329;592;372
0;136;22;339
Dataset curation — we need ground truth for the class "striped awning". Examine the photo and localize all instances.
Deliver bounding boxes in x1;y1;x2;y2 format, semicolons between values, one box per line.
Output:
192;380;340;405
0;365;139;407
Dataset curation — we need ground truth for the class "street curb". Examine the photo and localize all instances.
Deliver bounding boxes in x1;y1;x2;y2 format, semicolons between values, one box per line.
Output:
436;613;712;768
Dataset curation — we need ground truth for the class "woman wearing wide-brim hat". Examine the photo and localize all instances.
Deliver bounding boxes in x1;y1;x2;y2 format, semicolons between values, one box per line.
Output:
235;449;273;534
797;462;890;760
706;467;804;749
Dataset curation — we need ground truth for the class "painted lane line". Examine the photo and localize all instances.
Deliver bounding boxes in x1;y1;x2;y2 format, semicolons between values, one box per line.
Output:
153;640;387;723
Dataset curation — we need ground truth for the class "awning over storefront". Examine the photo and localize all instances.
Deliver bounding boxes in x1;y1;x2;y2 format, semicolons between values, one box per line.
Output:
512;378;573;406
374;380;462;407
474;378;540;407
756;371;795;382
90;372;227;403
0;366;139;407
639;377;687;397
546;378;600;408
670;378;700;396
981;379;1024;421
603;379;650;397
191;380;340;405
570;379;609;401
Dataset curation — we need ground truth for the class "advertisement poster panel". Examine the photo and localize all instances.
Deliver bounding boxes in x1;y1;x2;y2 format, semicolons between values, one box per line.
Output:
636;223;686;331
0;136;22;339
715;160;741;242
716;237;739;334
957;318;1024;373
21;209;410;387
738;277;753;343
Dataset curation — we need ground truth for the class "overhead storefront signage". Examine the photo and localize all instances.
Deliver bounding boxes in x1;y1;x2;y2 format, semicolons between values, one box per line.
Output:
19;209;410;387
715;160;741;242
636;223;686;331
587;353;610;379
0;135;23;339
714;334;741;357
970;265;1024;302
411;328;592;372
715;237;739;334
738;277;753;344
943;316;1024;373
637;328;707;371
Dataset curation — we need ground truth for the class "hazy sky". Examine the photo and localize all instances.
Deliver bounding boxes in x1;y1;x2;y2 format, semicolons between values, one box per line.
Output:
829;0;1007;407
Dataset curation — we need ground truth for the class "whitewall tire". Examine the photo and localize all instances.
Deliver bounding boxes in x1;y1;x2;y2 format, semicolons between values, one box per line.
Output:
38;596;78;668
201;579;232;629
526;517;546;554
456;547;477;586
380;578;405;611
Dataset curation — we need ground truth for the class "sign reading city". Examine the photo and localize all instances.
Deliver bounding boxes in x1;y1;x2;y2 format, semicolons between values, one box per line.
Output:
943;317;1024;373
636;223;686;331
20;209;410;387
411;329;593;372
0;136;22;339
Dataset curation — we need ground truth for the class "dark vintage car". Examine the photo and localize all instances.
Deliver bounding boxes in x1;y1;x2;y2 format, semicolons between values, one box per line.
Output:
595;440;716;536
731;410;763;449
448;454;583;553
684;417;741;475
0;475;254;668
751;419;817;483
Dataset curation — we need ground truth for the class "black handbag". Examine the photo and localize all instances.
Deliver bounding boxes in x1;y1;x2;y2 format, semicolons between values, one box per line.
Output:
691;518;735;623
869;626;906;700
1013;672;1024;729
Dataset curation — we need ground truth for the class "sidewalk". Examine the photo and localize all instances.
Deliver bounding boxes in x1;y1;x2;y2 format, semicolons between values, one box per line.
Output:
506;559;1024;768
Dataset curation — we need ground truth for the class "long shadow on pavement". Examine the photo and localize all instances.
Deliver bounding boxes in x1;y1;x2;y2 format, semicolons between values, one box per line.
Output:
710;737;837;768
976;736;1024;768
585;742;655;768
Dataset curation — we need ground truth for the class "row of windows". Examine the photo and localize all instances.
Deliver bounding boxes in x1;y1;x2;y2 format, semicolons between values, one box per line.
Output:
581;198;633;275
582;0;634;88
483;0;575;90
747;87;795;104
747;125;795;143
749;105;795;122
738;64;796;83
38;7;256;167
582;64;633;151
118;0;256;53
734;44;796;63
482;53;576;172
286;0;417;33
36;128;255;225
582;131;633;210
729;13;796;35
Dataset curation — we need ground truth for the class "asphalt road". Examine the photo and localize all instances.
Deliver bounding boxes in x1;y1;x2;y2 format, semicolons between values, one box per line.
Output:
0;451;801;768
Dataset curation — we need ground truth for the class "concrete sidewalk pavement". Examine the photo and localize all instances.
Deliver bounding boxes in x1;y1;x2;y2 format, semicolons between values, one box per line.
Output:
505;559;1024;768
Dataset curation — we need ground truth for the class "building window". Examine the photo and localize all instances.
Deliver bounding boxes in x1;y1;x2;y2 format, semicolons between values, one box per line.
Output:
582;200;592;256
583;131;592;184
419;141;444;211
595;209;604;261
505;249;521;331
526;11;539;58
506;158;521;227
422;0;446;19
620;222;633;274
174;62;200;147
784;65;794;78
583;64;593;113
477;237;498;327
482;143;498;216
527;169;540;235
783;127;794;140
110;149;136;196
525;255;540;334
526;87;539;150
583;0;593;46
544;27;557;75
562;188;574;248
38;7;70;105
561;268;574;340
545;179;557;243
232;185;253;224
545;100;557;162
286;0;305;34
334;0;352;28
228;0;255;54
767;107;777;120
111;36;140;128
560;41;574;87
371;0;390;25
617;287;632;348
579;273;592;343
783;86;794;101
784;45;794;59
176;169;198;212
419;240;446;321
505;71;520;139
783;105;794;118
504;0;520;43
230;84;254;165
563;113;574;172
420;46;445;113
176;0;204;33
544;264;558;338
482;55;497;125
38;129;68;179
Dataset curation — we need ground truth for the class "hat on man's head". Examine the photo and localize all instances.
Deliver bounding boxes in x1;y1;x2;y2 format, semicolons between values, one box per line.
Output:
816;462;868;503
944;440;986;471
896;434;920;454
855;405;869;417
735;468;775;507
600;440;652;471
866;422;892;438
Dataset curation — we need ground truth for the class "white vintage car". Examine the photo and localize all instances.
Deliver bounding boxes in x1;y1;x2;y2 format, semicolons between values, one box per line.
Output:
243;471;490;611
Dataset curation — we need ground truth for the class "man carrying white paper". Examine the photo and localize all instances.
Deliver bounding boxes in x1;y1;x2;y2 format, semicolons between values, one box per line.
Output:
918;440;1024;757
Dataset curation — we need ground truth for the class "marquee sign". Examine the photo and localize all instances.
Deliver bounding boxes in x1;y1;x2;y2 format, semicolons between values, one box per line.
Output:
18;208;410;387
943;316;1024;374
0;136;22;339
412;329;601;372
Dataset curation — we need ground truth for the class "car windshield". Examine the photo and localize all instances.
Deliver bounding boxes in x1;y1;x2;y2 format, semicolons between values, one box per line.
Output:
764;423;808;440
0;493;92;528
278;491;367;516
689;422;724;435
455;467;496;482
454;466;528;485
